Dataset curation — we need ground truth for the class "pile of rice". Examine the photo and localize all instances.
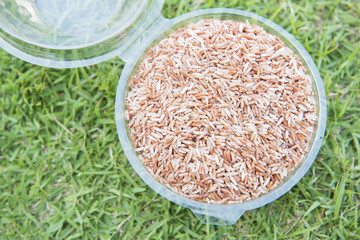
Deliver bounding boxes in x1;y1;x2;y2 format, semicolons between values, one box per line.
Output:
125;19;317;204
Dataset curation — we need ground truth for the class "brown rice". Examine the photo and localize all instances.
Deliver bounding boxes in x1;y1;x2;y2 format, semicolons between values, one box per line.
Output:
125;19;317;204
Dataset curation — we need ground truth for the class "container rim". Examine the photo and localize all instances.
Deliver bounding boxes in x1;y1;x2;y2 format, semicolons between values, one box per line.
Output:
115;8;327;212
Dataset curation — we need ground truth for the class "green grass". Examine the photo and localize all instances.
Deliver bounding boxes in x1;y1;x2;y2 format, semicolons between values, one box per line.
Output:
0;0;359;239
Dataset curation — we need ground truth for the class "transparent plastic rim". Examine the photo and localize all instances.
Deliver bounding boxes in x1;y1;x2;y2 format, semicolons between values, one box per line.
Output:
115;8;327;213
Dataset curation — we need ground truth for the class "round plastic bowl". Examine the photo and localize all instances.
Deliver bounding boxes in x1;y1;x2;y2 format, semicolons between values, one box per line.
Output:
115;8;327;225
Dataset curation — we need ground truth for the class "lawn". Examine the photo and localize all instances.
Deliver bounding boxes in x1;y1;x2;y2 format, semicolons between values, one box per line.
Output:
0;0;359;239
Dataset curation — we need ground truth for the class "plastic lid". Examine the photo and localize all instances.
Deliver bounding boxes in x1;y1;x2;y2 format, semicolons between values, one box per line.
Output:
0;0;163;68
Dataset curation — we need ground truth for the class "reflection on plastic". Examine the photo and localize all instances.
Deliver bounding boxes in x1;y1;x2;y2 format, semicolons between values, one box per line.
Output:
1;0;145;46
36;0;125;36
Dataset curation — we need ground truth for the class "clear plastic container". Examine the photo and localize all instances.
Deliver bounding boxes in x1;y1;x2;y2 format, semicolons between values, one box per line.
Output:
0;0;162;67
0;0;327;225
